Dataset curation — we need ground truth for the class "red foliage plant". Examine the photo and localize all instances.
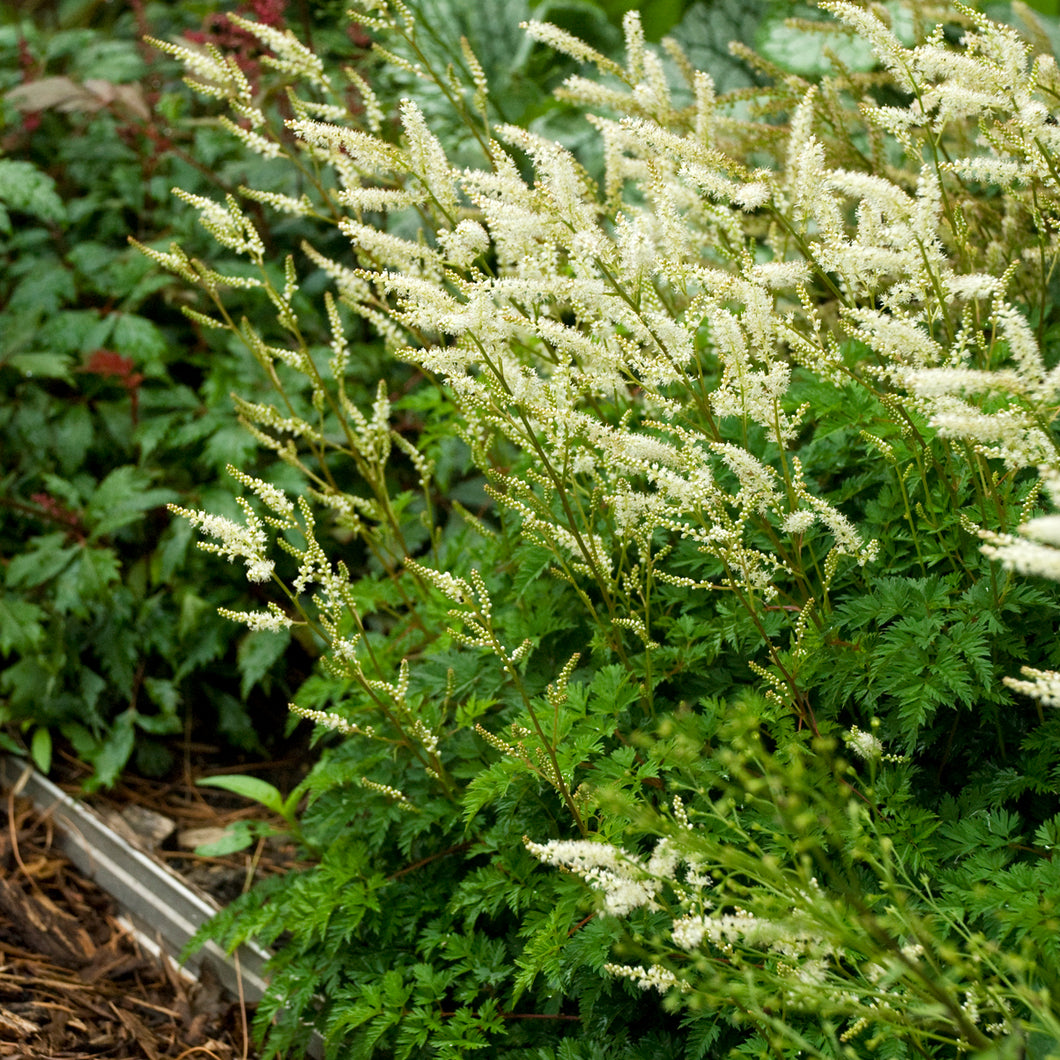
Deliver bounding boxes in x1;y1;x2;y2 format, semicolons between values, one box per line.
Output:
184;0;288;88
80;349;145;425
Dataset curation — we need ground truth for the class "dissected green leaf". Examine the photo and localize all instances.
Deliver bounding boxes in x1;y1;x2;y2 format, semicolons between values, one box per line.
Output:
0;159;66;224
236;626;291;700
0;596;45;654
86;466;175;539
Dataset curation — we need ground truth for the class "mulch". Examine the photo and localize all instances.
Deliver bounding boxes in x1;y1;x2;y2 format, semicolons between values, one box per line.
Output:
0;777;262;1058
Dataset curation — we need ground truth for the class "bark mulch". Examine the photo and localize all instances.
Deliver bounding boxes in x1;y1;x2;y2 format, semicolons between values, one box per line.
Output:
0;782;257;1058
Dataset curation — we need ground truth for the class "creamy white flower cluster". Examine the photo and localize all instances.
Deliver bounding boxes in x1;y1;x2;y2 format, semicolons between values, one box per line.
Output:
522;835;684;917
169;465;295;588
371;117;875;584
844;724;907;764
158;3;896;622
527;830;849;1008
602;961;688;994
159;0;1060;741
979;472;1060;706
780;5;1060;706
1002;666;1060;707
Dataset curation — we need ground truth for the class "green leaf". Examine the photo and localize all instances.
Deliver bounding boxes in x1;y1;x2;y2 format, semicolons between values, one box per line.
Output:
76;710;136;791
66;241;118;286
54;546;121;615
1035;814;1060;853
756;5;876;76
132;710;182;735
55;405;94;475
197;774;287;816
30;727;52;775
142;677;181;715
203;423;259;472
0;159;67;224
237;626;291;699
0;309;43;358
7;258;76;314
595;0;684;40
0;732;25;757
39;309;107;356
6;351;74;381
5;533;77;589
86;466;175;539
510;545;553;601
71;37;146;81
0;596;45;654
587;664;639;719
193;820;259;856
111;313;166;361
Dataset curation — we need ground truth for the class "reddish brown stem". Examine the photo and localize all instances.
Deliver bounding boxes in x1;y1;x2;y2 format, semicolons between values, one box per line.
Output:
387;841;478;880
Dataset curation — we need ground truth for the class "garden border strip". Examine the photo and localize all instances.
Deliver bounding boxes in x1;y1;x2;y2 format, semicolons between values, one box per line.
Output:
0;753;323;1057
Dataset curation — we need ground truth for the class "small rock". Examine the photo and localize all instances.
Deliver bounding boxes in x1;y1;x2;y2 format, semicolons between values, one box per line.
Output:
176;826;230;850
118;805;176;850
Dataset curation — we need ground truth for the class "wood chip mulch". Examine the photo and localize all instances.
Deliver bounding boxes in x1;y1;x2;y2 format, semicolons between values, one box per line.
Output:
0;785;256;1059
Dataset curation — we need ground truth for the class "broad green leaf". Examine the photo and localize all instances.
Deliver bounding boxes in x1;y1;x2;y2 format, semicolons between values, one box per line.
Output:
54;546;121;614
55;405;94;475
30;727;52;775
593;0;684;40
8;258;76;314
86;466;175;539
38;309;106;356
111;313;166;361
203;423;259;472
0;308;43;357
6;351;74;381
756;7;875;76
5;533;77;589
197;774;286;816
71;37;146;82
66;241;118;288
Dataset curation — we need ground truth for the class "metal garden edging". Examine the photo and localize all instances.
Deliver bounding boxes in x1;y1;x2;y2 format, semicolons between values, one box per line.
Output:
0;754;324;1058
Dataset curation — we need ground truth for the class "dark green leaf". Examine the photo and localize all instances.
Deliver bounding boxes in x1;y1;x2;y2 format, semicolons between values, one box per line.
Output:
236;626;291;699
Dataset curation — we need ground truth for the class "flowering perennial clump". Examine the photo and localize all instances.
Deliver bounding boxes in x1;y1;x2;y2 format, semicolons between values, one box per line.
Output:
148;0;1060;1055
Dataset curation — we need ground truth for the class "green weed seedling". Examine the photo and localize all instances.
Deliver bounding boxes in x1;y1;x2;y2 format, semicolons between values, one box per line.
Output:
195;773;311;854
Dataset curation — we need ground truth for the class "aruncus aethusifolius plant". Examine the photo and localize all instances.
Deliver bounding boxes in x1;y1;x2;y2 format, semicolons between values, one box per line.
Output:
146;1;1060;1055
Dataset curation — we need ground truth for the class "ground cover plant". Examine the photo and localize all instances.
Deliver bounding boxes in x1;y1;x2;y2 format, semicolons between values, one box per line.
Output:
143;0;1060;1055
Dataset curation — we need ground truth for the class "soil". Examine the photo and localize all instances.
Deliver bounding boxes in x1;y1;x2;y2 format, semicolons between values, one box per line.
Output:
0;744;313;1058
